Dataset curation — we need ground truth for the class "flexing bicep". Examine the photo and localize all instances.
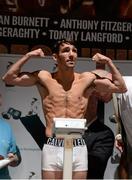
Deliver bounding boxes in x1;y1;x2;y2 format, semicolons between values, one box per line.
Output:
94;78;121;93
4;72;38;86
17;72;38;86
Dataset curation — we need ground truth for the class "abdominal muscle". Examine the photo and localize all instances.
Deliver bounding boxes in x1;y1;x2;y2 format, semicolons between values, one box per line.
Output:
42;93;88;137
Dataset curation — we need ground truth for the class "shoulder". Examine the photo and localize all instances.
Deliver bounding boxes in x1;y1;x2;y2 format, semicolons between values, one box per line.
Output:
35;70;52;79
80;72;94;78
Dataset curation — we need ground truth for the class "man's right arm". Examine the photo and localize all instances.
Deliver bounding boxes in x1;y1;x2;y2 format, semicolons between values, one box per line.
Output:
2;49;44;86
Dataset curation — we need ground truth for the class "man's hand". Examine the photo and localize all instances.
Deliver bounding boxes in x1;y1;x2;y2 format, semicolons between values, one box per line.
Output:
0;155;4;160
26;48;45;58
92;53;111;64
7;153;19;167
115;134;124;153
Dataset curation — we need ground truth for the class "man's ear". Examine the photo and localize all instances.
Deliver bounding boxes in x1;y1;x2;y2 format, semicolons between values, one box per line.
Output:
52;53;58;64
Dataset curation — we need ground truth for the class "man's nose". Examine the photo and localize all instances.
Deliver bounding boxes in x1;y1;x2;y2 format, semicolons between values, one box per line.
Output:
69;50;74;57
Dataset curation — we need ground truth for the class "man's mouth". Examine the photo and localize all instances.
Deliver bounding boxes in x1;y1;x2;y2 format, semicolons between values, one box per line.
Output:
67;60;74;63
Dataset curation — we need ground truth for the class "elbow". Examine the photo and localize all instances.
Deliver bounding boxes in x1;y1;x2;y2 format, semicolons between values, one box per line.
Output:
118;86;127;93
122;87;127;93
2;75;14;86
2;75;7;83
121;83;128;93
2;75;9;84
115;81;127;93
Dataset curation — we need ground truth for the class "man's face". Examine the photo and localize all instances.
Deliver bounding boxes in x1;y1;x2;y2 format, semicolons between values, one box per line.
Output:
56;43;77;69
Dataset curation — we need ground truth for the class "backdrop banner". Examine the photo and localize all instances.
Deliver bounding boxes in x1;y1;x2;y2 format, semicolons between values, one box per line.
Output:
0;0;132;58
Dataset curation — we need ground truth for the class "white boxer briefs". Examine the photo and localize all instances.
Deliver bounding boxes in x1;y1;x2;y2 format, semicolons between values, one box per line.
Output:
42;137;88;171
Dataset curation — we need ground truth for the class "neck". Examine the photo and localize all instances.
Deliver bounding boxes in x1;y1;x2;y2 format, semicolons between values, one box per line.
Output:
55;70;75;91
57;69;74;83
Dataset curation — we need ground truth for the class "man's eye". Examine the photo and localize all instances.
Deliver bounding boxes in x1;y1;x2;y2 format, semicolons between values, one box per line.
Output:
73;48;77;53
63;48;69;52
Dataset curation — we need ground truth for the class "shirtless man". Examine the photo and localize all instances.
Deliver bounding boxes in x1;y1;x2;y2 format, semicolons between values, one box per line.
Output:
2;39;127;179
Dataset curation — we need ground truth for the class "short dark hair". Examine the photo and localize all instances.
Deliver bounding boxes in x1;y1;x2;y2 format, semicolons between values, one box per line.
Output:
52;39;76;54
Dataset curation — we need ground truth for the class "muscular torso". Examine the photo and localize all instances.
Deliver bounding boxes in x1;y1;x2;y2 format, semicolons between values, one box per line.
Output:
36;71;93;137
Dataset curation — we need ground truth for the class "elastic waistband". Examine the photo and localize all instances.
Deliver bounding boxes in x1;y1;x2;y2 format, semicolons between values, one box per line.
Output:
46;137;85;147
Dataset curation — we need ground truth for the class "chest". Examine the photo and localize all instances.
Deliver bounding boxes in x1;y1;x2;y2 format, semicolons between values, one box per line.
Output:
45;83;89;107
39;76;91;104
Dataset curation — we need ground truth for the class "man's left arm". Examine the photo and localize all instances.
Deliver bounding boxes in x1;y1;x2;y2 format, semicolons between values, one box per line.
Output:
91;53;127;93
